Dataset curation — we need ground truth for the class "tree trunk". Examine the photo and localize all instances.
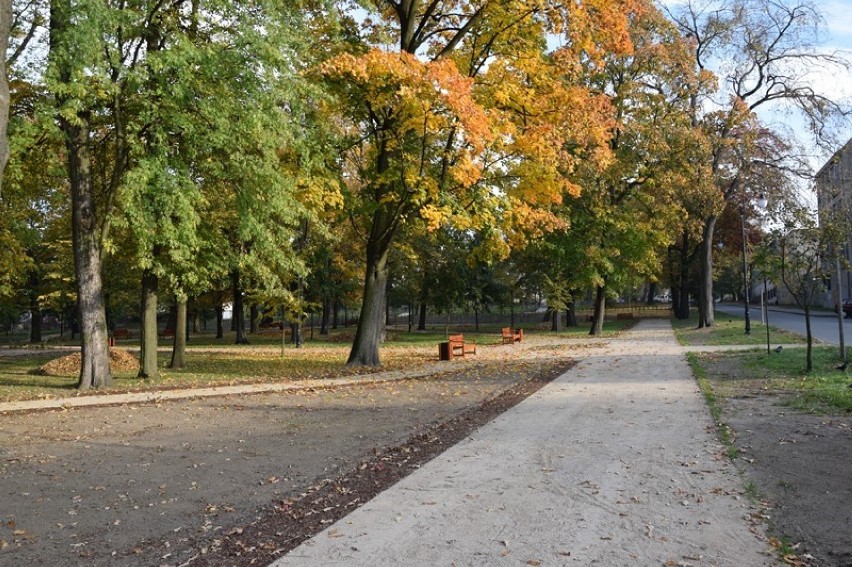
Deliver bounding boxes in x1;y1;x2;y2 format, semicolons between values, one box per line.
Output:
290;320;302;347
64;118;112;388
51;1;112;389
677;231;691;320
589;285;606;336
0;0;11;197
804;305;813;372
190;304;200;333
646;282;657;305
550;309;559;332
138;269;158;379
320;297;331;335
348;235;391;366
232;270;249;344
417;301;427;330
698;215;717;328
332;300;340;329
566;302;578;327
249;303;259;334
215;304;224;339
28;270;42;343
170;298;187;369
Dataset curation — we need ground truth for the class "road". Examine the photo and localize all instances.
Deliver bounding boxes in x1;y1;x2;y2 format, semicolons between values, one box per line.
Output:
715;302;850;345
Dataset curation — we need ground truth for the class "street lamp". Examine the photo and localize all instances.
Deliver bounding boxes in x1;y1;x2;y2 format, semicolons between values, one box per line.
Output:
740;194;768;335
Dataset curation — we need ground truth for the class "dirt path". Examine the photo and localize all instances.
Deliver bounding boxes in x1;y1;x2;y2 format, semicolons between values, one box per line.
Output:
0;338;575;566
275;320;774;566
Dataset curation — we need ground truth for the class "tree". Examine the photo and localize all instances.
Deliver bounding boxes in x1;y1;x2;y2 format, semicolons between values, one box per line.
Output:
325;0;638;366
667;0;850;328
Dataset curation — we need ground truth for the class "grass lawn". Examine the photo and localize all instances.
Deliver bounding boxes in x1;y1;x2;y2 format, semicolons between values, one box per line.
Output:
672;310;806;346
0;323;628;403
678;310;852;414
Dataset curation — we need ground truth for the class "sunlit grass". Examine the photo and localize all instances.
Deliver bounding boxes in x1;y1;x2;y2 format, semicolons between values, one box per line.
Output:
691;345;852;414
0;320;633;404
672;309;805;346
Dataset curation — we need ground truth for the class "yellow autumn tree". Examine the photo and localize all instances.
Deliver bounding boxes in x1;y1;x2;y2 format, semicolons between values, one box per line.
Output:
323;0;641;366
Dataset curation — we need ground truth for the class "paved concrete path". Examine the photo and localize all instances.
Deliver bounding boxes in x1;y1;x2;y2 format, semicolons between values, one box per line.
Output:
273;319;774;566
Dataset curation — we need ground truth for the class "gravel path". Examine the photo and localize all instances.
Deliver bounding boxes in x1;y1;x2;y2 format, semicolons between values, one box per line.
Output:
275;319;774;566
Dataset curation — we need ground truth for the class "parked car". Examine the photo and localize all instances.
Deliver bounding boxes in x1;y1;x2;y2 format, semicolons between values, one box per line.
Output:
843;298;852;318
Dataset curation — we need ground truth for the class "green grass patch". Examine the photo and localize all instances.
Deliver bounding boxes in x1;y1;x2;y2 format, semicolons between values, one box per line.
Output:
689;345;852;415
672;310;805;347
687;352;739;459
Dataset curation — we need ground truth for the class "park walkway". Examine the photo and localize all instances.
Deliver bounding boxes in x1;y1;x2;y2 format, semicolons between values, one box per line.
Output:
273;319;774;566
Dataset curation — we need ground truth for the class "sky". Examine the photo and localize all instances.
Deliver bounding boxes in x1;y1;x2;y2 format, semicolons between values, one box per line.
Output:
658;0;852;170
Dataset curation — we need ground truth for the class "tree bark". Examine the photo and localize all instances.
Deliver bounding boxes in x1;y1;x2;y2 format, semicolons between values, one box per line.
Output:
566;304;577;327
589;285;606;336
550;309;559;332
320;297;331;335
698;215;718;328
232;269;249;344
348;229;392;366
249;303;258;334
138;269;158;379
417;301;427;330
28;270;42;343
677;230;691;320
52;1;112;390
804;305;813;372
646;282;657;305
332;300;339;329
170;298;186;369
0;0;11;197
215;304;224;339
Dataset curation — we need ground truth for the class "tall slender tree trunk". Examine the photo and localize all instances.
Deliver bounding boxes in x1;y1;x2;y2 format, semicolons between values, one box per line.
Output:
550;309;559;332
418;301;427;330
332;300;340;329
677;230;691;320
566;303;577;327
232;270;249;344
589;285;606;336
28;270;42;343
320;297;331;335
139;269;158;379
215;304;224;339
646;282;657;305
170;298;187;369
249;303;259;334
698;215;718;328
0;0;11;197
804;306;813;372
52;2;112;390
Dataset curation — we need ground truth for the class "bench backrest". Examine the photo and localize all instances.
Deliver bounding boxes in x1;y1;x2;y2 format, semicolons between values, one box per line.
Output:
501;327;512;336
448;334;464;342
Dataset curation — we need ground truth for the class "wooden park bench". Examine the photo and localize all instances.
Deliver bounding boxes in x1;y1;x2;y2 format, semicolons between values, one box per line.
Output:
501;327;523;344
448;334;476;357
112;328;132;340
160;327;175;339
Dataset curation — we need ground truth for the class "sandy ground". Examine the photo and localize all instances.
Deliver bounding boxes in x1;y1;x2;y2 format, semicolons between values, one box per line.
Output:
275;320;773;566
0;338;573;566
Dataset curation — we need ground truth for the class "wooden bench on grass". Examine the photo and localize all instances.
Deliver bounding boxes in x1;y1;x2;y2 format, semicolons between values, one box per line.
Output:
448;334;476;358
160;327;175;339
501;327;523;344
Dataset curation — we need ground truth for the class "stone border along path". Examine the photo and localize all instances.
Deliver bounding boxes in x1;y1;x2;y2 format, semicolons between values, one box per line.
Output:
0;363;455;414
273;319;774;566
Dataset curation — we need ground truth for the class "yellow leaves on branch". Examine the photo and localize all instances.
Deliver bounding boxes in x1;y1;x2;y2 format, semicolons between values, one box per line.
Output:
318;49;493;155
